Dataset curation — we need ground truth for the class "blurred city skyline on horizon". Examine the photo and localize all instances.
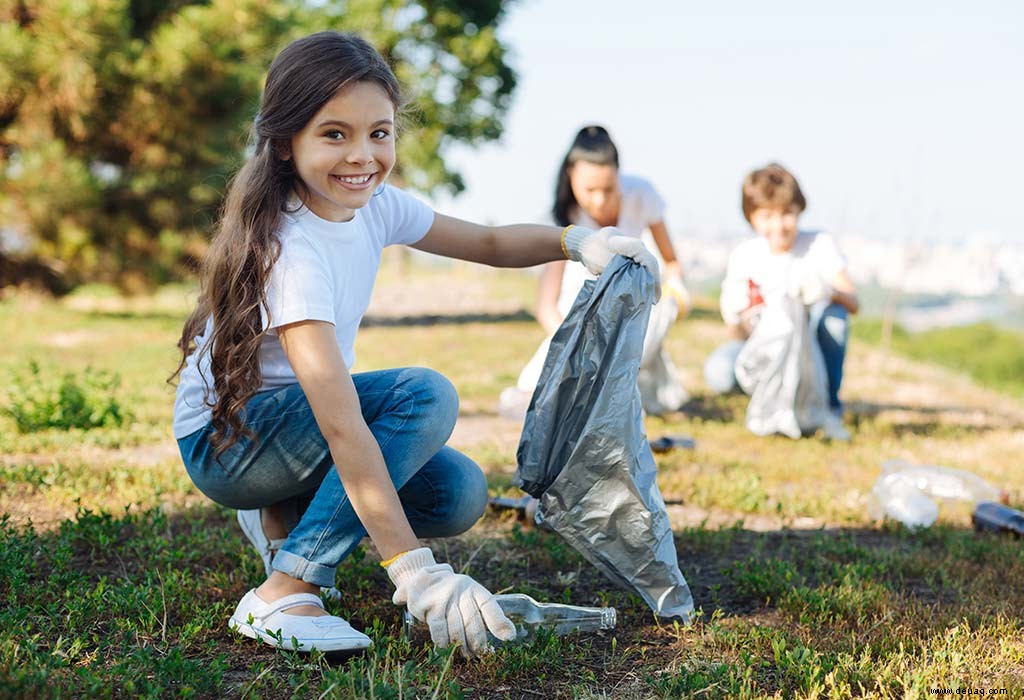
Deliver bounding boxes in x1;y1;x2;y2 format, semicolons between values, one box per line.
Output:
429;0;1023;245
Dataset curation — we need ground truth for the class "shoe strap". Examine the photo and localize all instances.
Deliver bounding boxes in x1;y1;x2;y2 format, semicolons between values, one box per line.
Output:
252;592;325;621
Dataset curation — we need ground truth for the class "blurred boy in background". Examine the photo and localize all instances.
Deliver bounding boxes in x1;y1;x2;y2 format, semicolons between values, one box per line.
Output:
704;163;859;417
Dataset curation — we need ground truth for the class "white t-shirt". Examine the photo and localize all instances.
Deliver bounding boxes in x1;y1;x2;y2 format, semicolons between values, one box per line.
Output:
173;185;434;438
719;230;846;326
557;174;667;315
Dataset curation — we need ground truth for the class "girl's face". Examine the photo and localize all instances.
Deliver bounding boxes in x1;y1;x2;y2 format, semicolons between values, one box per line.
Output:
288;81;397;222
568;161;620;227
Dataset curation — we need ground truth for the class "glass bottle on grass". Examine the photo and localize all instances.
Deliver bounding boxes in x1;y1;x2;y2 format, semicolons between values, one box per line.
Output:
403;593;616;644
972;502;1024;537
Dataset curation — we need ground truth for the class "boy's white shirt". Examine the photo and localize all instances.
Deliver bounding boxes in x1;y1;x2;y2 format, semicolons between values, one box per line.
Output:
557;173;666;316
719;231;846;326
173;184;434;439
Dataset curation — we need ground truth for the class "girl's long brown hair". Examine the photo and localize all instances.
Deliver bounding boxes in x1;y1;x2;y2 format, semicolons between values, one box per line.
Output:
171;32;402;455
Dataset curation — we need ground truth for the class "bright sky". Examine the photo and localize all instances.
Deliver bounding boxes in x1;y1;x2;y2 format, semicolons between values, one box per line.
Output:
430;0;1023;243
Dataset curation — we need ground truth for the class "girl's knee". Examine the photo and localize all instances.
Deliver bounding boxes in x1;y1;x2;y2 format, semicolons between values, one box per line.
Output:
446;464;488;534
402;367;459;425
425;458;487;537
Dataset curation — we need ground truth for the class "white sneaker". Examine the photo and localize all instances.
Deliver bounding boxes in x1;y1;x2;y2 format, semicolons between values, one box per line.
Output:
236;509;344;600
228;589;371;653
236;509;284;577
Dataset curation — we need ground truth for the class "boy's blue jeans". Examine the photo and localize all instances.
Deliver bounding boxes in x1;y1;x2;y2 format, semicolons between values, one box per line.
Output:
176;367;488;588
703;302;849;411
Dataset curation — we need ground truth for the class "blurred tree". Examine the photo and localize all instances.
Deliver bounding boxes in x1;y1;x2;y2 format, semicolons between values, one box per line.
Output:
0;0;517;290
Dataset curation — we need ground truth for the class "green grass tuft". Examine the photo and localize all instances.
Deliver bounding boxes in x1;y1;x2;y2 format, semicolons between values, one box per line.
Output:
3;361;132;433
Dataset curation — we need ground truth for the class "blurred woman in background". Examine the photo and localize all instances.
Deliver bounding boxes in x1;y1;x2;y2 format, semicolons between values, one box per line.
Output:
501;125;691;417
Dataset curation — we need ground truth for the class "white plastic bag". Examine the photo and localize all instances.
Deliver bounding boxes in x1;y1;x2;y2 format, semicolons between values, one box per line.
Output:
734;294;830;438
870;460;1002;528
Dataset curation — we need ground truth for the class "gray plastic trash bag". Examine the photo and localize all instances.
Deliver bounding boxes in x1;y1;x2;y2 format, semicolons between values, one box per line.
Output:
734;295;830;438
515;256;694;621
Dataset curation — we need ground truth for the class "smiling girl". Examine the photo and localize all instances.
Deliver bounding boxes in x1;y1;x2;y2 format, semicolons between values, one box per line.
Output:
171;32;659;658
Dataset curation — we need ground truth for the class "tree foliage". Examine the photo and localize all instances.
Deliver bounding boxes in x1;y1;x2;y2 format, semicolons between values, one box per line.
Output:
0;0;517;289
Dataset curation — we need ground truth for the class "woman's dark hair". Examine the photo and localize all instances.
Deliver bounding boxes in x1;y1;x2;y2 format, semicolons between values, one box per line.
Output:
552;125;620;226
171;32;403;456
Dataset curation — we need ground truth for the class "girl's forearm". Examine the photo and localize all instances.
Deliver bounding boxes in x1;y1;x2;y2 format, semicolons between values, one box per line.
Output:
488;224;567;267
327;429;419;560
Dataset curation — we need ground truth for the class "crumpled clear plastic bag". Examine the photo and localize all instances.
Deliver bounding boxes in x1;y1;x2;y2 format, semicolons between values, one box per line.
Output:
869;459;1003;528
734;294;830;438
514;256;694;621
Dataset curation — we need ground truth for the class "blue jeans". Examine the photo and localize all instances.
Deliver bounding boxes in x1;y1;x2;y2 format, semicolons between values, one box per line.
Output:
176;367;488;588
703;302;849;411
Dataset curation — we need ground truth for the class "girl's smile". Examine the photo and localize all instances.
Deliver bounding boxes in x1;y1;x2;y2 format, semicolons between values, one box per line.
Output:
332;173;375;188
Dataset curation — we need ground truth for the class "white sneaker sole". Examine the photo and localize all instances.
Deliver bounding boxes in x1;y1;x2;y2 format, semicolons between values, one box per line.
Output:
229;614;372;653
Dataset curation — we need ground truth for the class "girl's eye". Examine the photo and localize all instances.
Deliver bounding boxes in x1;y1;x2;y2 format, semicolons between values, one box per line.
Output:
324;130;345;141
372;129;391;140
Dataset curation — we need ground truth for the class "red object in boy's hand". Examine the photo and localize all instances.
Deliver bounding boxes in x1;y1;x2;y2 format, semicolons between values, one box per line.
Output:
747;279;764;308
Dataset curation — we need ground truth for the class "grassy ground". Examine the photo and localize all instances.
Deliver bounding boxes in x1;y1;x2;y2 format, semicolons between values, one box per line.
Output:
1;262;1022;699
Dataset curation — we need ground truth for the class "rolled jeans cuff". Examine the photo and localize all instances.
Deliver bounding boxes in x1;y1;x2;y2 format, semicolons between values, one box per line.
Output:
271;548;336;588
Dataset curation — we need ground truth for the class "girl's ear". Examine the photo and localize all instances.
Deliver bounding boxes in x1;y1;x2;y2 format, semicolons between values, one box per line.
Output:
276;142;292;162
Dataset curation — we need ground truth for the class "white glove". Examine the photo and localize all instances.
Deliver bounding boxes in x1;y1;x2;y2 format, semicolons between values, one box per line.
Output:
386;547;516;657
798;272;833;306
564;226;662;301
663;276;691;318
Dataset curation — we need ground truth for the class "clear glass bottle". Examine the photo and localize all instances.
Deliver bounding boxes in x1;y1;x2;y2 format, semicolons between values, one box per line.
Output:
648;434;696;453
403;593;616;644
488;495;539;524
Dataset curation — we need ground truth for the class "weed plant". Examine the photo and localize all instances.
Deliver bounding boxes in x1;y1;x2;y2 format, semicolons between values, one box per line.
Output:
3;361;131;433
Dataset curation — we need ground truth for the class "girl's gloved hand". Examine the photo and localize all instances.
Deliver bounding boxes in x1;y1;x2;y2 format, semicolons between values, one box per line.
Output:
564;226;662;301
386;547;517;657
